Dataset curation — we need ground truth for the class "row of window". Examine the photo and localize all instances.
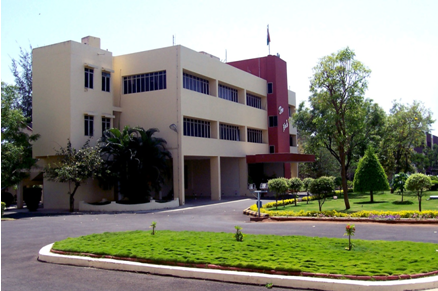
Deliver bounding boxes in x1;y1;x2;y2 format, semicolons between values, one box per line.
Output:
84;116;111;136
183;118;263;143
123;71;167;94
84;68;111;92
184;72;264;109
84;68;268;109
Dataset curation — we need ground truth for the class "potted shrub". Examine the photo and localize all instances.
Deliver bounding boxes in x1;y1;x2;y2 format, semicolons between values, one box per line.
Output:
23;187;42;211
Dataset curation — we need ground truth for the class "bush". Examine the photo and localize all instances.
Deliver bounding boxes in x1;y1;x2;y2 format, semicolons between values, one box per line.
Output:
309;176;334;211
353;147;389;202
405;173;432;212
258;208;438;219
1;202;6;217
23;187;42;211
430;180;438;191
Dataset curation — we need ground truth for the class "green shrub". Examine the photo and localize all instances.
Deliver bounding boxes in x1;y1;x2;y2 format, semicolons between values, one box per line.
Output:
288;177;303;206
430;180;438;191
268;178;289;210
261;208;438;219
405;173;432;212
353;147;389;203
309;176;334;211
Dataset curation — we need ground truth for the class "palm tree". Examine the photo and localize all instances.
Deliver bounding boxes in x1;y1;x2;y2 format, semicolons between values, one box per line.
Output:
99;126;172;203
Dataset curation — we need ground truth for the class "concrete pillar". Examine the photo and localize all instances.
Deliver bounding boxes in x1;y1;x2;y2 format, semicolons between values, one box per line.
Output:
239;158;249;197
16;181;24;209
210;156;221;201
173;153;185;205
290;162;298;178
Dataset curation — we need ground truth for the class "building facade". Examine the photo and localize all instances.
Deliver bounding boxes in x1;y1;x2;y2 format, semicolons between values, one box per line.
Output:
32;36;314;210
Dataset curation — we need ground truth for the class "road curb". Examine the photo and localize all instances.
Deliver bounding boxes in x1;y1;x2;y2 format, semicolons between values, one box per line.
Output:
39;244;438;291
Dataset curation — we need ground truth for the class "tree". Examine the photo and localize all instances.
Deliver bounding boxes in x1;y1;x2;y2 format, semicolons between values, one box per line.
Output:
353;147;390;203
379;100;434;177
288;177;303;206
267;178;289;210
405;173;432;212
293;47;386;209
309;176;334;212
11;45;33;121
297;134;340;178
412;144;438;174
1;82;39;187
391;172;409;202
44;140;103;212
302;178;314;204
99;126;172;202
333;176;342;192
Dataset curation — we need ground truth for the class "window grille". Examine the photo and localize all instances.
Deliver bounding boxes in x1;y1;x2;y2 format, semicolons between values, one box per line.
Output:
183;118;211;138
220;124;240;141
123;71;166;94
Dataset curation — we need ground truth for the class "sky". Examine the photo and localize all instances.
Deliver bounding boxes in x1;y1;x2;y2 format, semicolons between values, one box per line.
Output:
1;0;437;135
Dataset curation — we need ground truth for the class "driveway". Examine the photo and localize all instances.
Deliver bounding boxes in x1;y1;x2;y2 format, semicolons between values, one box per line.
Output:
2;198;437;291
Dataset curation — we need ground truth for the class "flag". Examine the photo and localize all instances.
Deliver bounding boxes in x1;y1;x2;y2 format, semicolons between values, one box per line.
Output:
267;26;271;45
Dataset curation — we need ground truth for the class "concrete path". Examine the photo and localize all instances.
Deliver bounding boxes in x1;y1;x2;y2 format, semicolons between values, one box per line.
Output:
2;198;438;291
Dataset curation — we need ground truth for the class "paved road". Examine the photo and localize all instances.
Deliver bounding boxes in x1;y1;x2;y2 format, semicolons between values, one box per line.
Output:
2;198;438;291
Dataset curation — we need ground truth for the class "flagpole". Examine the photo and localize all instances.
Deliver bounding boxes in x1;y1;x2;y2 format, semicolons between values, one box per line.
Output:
267;25;271;55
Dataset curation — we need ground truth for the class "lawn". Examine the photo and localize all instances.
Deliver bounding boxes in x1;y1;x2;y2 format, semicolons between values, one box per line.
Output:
52;230;438;276
268;190;438;213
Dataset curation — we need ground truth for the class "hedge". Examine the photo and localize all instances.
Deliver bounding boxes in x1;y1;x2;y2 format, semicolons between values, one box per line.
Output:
248;204;438;219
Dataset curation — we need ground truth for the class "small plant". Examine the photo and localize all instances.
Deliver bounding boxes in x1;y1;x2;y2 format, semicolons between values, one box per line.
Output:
150;221;157;235
265;282;273;289
234;226;243;242
344;224;355;251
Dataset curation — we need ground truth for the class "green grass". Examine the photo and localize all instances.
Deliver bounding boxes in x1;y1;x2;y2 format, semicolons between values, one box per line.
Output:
273;191;438;213
52;230;438;276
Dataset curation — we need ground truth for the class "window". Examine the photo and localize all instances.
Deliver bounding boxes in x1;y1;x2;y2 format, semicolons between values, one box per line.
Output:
269;145;275;153
183;73;209;95
247;129;263;143
246;93;262;109
290;135;295;147
102;117;111;135
220;124;240;141
218;84;238;103
123;71;166;94
84;116;94;136
102;72;110;92
85;68;94;89
183;118;210;138
267;82;273;94
269;116;278;127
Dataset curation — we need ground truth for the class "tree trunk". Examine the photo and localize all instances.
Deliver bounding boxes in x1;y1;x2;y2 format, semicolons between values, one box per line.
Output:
294;192;297;206
340;152;351;210
306;191;309;204
69;183;80;213
370;190;374;203
418;192;422;212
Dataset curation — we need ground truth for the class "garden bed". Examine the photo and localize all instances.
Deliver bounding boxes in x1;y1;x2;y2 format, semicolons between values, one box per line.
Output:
244;207;438;224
